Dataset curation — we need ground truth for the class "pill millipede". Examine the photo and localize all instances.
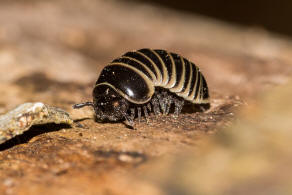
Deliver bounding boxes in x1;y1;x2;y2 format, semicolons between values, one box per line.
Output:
73;48;209;128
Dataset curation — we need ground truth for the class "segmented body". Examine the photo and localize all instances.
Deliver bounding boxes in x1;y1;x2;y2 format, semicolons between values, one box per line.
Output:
96;48;209;122
73;48;210;127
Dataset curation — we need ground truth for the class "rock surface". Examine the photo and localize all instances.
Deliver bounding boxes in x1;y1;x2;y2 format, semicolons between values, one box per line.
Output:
0;0;292;194
0;102;73;144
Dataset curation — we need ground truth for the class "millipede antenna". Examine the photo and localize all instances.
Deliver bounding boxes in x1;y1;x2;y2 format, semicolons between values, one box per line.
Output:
72;102;94;109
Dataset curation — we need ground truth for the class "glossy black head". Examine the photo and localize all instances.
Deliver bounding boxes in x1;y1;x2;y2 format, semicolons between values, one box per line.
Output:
91;85;129;121
73;85;129;121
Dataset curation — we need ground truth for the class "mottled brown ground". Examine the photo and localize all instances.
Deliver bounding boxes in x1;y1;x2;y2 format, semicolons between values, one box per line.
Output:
1;0;292;194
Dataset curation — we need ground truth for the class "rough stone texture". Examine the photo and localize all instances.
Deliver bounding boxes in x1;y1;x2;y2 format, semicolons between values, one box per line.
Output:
0;102;73;144
0;0;292;194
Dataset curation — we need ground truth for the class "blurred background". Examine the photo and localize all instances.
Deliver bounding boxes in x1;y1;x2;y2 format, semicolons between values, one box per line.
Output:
129;0;292;37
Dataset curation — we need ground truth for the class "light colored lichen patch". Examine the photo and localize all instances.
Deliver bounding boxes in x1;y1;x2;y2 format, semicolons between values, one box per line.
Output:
0;102;73;144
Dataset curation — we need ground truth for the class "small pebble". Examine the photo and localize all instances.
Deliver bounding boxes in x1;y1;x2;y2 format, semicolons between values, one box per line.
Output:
3;178;14;187
0;102;73;144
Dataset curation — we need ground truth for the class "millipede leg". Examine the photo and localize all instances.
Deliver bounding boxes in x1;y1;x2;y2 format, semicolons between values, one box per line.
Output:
161;91;173;115
130;108;135;120
151;97;161;116
147;103;152;112
173;98;184;117
137;107;142;123
157;93;167;114
165;95;173;115
121;111;135;129
143;106;150;123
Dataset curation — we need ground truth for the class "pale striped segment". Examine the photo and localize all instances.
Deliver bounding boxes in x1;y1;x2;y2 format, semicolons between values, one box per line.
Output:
168;53;185;93
176;58;193;98
113;56;157;83
111;48;209;104
123;50;160;85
